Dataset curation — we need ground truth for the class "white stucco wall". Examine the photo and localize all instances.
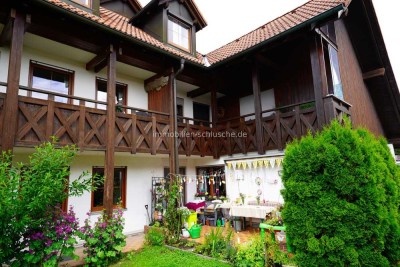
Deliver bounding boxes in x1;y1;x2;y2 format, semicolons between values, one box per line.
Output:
239;89;276;119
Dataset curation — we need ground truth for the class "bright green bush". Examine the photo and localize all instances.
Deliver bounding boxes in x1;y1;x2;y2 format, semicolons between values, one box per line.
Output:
145;222;165;246
78;208;126;266
282;120;400;266
0;141;101;265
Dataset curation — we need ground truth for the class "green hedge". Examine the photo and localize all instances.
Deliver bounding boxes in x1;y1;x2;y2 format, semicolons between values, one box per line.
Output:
282;120;400;266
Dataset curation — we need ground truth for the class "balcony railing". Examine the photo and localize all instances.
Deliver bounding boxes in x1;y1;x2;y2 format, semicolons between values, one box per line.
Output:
0;85;350;157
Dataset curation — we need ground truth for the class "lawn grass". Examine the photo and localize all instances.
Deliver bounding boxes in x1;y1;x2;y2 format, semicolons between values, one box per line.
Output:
111;246;232;267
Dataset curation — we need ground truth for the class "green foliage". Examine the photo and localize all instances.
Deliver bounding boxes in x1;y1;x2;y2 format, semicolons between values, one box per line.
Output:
145;223;166;246
0;141;99;265
233;234;293;267
78;209;126;266
119;246;232;267
194;227;236;261
282;120;400;266
234;236;265;267
164;176;183;244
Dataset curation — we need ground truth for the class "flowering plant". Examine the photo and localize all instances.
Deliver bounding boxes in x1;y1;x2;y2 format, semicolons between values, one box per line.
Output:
22;206;80;266
78;208;126;266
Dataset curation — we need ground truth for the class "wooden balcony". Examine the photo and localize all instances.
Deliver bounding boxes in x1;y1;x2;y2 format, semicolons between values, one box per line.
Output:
0;86;351;157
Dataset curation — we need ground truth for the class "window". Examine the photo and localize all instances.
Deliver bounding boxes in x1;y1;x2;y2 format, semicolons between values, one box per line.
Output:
318;23;343;100
177;97;184;123
193;102;210;126
96;78;127;110
72;0;91;8
196;166;226;198
91;167;127;211
323;41;343;100
29;61;74;103
168;17;191;52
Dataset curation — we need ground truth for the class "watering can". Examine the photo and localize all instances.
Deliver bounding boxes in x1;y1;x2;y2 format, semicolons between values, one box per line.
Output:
187;224;202;239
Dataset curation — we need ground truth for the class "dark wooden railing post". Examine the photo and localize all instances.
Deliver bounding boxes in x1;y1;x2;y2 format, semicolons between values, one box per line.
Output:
78;100;85;150
294;105;301;138
252;64;264;154
46;100;55;139
1;10;25;152
151;115;157;155
323;96;336;123
275;111;283;150
309;33;328;129
185;120;191;156
131;113;137;154
104;45;116;218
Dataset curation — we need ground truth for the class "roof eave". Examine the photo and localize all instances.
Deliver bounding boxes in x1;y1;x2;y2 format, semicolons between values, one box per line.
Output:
206;4;345;69
35;0;207;69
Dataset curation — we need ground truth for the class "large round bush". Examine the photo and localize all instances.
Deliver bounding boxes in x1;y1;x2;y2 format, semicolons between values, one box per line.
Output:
282;120;400;266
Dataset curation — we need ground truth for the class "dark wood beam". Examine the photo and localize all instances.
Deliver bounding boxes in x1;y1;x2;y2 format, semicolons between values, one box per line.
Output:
86;49;111;71
187;87;210;98
252;63;264;155
117;53;164;74
363;68;385;80
1;10;25;152
104;44;117;218
210;80;219;159
309;34;327;128
0;9;16;47
255;53;281;71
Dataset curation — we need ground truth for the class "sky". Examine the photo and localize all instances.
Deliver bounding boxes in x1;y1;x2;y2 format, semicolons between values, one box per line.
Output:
138;0;399;83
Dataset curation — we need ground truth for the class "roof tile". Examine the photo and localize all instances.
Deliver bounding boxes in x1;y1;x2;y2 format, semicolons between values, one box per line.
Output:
43;0;348;67
205;0;348;65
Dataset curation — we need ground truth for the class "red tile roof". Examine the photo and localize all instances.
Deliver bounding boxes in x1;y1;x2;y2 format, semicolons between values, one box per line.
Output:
44;0;204;64
42;0;349;67
205;0;349;65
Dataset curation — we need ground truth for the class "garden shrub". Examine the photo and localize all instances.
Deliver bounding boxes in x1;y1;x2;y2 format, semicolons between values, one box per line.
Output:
234;236;265;267
0;141;100;266
194;227;236;260
79;208;126;266
145;222;165;246
233;234;293;267
282;120;400;266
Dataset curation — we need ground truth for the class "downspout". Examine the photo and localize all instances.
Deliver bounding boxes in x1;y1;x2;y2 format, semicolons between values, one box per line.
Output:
172;59;185;175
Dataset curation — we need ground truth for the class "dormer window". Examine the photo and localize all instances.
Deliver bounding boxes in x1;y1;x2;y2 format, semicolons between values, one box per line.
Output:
72;0;91;8
168;16;191;52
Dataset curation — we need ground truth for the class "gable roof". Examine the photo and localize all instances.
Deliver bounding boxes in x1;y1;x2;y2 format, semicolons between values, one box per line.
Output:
40;0;349;67
130;0;207;31
205;0;349;65
42;0;204;64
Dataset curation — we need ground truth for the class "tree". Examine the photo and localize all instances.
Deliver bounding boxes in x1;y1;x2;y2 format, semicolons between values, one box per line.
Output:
282;120;400;266
0;141;101;265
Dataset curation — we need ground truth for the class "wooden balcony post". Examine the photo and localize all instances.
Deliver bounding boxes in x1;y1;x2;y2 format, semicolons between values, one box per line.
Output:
1;10;25;152
251;64;264;154
104;44;116;218
309;33;328;129
168;71;177;175
210;83;219;158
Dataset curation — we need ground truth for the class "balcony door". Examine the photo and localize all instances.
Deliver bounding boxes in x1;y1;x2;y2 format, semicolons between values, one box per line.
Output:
96;78;127;110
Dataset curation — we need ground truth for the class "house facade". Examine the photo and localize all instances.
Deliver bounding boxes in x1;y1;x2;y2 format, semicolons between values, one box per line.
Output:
0;0;399;235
